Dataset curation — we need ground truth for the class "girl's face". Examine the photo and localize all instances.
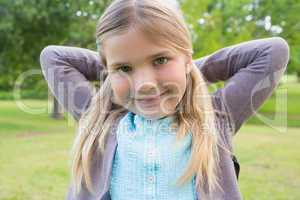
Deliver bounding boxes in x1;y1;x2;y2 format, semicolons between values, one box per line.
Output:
103;29;192;120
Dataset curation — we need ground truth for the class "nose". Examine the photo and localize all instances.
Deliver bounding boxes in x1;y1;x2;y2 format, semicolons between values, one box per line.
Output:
133;66;159;96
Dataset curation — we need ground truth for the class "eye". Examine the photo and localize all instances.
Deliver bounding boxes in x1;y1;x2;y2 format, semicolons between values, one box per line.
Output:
117;65;132;73
153;57;169;66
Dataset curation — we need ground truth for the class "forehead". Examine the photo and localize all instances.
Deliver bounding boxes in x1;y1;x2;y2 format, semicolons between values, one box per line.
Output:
102;29;177;66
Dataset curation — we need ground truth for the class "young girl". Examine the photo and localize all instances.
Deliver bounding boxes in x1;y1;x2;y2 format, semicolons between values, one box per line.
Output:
40;0;289;199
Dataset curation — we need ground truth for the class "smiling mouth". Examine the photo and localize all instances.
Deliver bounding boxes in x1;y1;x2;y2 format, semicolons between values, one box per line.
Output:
135;90;168;101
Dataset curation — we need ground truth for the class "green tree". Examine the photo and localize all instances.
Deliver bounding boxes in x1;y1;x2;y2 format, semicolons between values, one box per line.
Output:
181;0;300;80
0;0;111;91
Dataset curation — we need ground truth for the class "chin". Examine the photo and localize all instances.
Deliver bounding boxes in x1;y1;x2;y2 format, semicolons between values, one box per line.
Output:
137;109;176;120
127;100;177;119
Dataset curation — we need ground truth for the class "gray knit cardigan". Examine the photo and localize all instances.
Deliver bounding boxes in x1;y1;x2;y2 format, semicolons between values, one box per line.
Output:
39;37;289;200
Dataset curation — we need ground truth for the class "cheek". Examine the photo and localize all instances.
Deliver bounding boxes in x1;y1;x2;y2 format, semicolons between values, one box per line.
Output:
159;66;187;94
110;75;131;103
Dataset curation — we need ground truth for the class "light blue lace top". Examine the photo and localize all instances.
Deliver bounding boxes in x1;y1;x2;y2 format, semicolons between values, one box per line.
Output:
109;111;197;199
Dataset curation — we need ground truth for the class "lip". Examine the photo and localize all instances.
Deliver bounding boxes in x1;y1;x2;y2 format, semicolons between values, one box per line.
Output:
135;90;168;108
136;90;168;101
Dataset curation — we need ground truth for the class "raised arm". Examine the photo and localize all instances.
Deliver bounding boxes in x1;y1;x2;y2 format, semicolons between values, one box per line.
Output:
40;45;105;121
194;37;289;135
40;37;289;130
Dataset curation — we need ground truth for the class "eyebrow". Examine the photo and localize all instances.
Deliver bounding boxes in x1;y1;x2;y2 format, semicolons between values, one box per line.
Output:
108;51;171;68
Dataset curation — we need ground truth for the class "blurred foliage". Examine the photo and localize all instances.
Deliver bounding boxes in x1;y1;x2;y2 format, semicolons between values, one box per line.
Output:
0;0;111;92
0;0;299;97
181;0;300;76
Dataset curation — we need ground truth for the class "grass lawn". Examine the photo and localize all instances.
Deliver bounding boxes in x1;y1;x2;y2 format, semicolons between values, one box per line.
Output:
0;100;299;199
234;125;300;200
0;100;75;200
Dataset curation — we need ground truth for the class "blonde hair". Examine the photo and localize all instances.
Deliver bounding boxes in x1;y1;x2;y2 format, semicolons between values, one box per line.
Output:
71;0;232;195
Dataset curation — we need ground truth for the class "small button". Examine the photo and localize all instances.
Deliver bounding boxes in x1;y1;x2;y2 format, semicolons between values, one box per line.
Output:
148;149;155;157
149;136;155;145
148;176;155;183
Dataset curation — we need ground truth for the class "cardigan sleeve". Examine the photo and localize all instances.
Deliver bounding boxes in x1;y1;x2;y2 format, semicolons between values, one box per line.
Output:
194;37;289;135
39;45;105;121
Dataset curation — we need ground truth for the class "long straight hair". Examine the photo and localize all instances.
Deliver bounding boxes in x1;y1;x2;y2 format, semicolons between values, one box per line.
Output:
71;0;232;195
